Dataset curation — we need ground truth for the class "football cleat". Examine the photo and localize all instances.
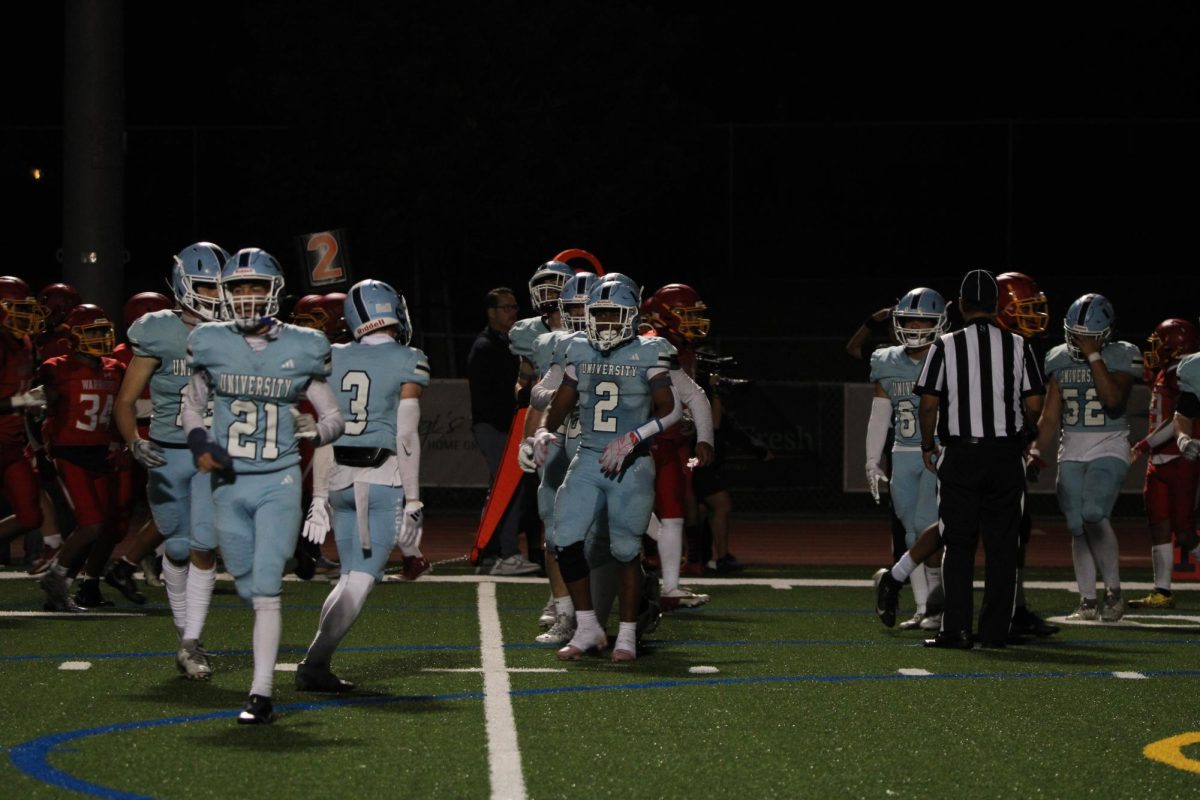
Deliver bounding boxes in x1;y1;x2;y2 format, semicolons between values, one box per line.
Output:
177;639;213;680
27;543;60;575
1127;591;1175;610
898;613;926;631
489;555;541;576
73;579;115;608
919;612;943;631
295;660;355;693
715;553;744;574
537;597;557;629
1100;591;1126;622
400;555;430;582
1065;598;1099;621
40;566;74;609
237;694;276;725
314;556;341;582
873;568;902;627
611;647;636;663
556;628;608;661
104;560;147;605
660;587;710;610
535;614;577;645
141;554;165;588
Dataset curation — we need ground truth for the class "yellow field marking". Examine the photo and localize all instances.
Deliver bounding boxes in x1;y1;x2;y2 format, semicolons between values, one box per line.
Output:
1144;732;1200;774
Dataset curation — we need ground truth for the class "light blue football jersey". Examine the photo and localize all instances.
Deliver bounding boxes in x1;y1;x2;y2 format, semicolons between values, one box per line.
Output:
188;321;331;474
563;336;671;452
330;340;430;450
509;316;551;360
127;309;194;445
869;345;928;448
530;328;571;375
1044;341;1142;433
1177;352;1200;397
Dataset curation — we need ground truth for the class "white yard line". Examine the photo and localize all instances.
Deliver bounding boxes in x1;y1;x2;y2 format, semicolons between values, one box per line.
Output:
0;610;146;617
58;661;92;670
898;668;933;676
1113;671;1148;680
422;667;566;674
477;582;527;800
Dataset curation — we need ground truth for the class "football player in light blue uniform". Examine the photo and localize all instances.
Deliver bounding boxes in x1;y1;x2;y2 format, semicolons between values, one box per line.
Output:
1170;354;1200;576
182;248;344;724
1034;293;1140;622
865;287;947;631
520;271;597;644
294;279;430;692
533;278;679;662
113;242;227;679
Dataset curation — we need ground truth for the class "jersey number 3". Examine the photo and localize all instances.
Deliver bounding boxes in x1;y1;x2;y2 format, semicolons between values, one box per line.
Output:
341;371;370;436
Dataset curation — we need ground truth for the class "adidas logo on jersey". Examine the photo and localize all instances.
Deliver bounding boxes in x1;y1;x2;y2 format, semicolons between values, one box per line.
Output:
628;353;640;361
281;474;294;485
280;359;295;369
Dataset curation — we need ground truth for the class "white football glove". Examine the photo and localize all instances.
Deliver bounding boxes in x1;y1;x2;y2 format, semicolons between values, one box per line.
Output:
131;438;167;468
599;431;640;473
866;462;889;504
302;497;332;545
291;409;319;440
531;427;558;468
517;439;538;473
1179;434;1200;461
397;500;424;549
10;386;46;411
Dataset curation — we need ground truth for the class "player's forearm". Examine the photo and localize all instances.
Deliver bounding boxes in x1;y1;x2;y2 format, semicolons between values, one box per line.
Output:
673;369;714;446
305;380;345;446
1088;360;1128;412
180;372;210;435
396;397;421;502
113;396;142;445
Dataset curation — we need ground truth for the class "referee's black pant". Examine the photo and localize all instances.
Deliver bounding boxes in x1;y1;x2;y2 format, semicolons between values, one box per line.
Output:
936;440;1026;644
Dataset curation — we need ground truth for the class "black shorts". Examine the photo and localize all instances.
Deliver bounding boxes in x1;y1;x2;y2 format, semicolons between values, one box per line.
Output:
692;462;727;499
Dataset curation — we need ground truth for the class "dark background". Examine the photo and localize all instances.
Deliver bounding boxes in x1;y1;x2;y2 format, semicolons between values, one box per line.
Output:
5;3;1200;379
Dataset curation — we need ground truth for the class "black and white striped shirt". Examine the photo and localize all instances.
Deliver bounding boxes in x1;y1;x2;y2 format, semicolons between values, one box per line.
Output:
915;319;1045;439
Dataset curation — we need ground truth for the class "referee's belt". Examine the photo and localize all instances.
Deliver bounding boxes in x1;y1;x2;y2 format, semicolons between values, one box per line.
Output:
944;435;1022;445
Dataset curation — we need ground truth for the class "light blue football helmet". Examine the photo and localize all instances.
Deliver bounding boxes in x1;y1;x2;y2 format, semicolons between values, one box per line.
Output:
1064;293;1115;360
559;271;598;333
344;279;411;344
529;261;576;313
221;248;285;329
595;272;642;304
586;279;641;352
893;287;948;348
170;242;229;322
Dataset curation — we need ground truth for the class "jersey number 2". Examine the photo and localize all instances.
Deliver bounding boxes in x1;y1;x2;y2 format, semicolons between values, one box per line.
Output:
593;381;619;432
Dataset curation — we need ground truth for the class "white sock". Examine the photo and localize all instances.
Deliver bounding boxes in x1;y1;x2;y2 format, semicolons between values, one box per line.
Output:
305;571;374;668
1071;536;1097;600
575;609;601;636
909;564;929;615
615;621;637;656
1084;520;1121;591
44;533;62;548
554;595;574;618
1151;543;1174;592
250;596;282;698
891;552;916;583
658;518;684;593
182;564;215;642
161;558;189;638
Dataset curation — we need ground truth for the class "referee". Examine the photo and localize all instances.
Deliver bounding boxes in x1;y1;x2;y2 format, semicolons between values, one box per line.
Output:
915;269;1045;649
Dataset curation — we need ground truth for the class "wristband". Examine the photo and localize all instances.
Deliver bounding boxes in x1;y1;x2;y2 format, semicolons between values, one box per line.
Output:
1086;352;1102;364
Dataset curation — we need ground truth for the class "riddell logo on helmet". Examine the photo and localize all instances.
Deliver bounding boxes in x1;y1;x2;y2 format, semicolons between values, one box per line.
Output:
357;318;393;335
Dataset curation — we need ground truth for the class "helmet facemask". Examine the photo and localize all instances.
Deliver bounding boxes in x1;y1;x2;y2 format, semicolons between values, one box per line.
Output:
1064;323;1111;361
587;304;637;351
0;298;49;336
223;280;280;331
893;312;946;349
71;320;116;356
669;303;710;341
999;292;1049;337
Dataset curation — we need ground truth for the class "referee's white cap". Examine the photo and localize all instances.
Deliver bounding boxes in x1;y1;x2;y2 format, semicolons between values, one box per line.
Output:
960;269;998;306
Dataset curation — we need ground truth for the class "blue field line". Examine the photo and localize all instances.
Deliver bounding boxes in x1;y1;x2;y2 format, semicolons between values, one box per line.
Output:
8;667;1200;799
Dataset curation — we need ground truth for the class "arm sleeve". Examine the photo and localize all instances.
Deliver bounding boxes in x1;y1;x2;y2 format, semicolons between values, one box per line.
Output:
671;368;714;446
304;379;345;446
181;370;211;436
530;363;564;411
309;444;333;499
866;396;892;467
1145;419;1176;448
396;397;421;500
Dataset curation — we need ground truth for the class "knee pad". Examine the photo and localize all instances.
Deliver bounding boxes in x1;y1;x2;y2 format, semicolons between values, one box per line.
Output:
1081;503;1106;526
233;575;253;604
609;536;641;564
555;541;590;583
163;535;191;563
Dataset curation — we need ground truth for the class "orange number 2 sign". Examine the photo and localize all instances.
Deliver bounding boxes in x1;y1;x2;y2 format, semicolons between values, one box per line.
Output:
308;233;343;285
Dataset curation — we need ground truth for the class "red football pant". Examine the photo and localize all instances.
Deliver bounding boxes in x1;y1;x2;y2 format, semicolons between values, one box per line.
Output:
0;448;44;529
1144;457;1200;536
652;437;693;520
54;458;116;529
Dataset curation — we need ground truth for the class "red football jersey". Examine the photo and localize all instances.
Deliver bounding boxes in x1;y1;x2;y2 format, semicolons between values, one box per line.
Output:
1148;364;1197;456
40;354;125;448
0;333;35;450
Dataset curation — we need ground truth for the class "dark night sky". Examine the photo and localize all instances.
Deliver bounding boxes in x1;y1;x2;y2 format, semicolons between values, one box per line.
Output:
5;4;1200;375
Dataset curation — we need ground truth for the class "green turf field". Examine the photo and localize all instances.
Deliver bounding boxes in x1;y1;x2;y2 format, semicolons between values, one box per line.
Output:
2;566;1200;798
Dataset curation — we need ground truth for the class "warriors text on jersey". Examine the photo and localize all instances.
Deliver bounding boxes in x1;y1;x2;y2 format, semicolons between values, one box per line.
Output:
39;354;125;448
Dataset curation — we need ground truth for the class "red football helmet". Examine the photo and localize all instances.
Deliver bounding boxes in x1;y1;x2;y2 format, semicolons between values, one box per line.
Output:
642;283;709;345
64;304;116;357
123;291;174;330
995;272;1049;338
38;283;83;329
1144;318;1200;370
292;293;349;342
0;275;49;336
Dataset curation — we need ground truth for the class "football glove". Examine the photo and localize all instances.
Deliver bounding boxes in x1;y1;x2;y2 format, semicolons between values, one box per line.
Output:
187;428;231;470
291;409;319;440
1025;447;1047;482
599;431;640;473
1179;435;1200;461
517;439;538;473
302;497;332;545
865;462;889;504
9;386;46;411
397;500;424;549
131;438;167;468
531;427;558;468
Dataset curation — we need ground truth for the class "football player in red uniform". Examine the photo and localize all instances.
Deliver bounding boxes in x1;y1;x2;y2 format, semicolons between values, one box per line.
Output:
1128;318;1200;608
641;283;716;609
37;304;127;611
0;277;49;563
35;283;83;362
